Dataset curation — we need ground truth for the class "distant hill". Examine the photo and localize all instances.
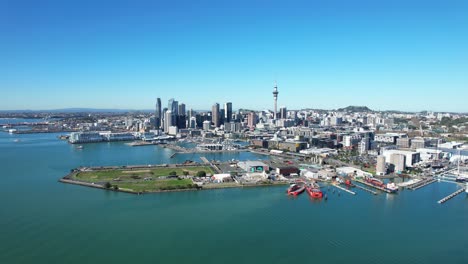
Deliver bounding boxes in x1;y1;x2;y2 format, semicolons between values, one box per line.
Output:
337;106;372;112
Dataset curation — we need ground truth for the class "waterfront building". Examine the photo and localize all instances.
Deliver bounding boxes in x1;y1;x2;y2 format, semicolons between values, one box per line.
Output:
376;155;386;175
168;126;178;136
212;103;220;127
391;154;406;173
238;161;269;173
69;132;103;144
224;102;232;123
382;149;420;168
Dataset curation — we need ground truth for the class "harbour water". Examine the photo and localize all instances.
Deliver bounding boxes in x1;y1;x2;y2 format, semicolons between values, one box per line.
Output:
1;128;468;264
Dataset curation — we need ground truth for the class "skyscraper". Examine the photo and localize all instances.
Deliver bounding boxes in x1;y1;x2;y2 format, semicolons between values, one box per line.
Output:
224;102;232;123
279;106;287;119
273;82;279;120
155;98;162;129
178;103;186;116
168;98;178;116
164;110;173;132
247;112;258;130
212;103;220;127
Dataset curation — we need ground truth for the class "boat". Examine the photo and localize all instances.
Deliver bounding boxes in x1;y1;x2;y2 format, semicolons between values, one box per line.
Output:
385;182;398;193
287;184;305;196
365;177;385;188
306;184;323;198
455;176;466;183
76;145;83;149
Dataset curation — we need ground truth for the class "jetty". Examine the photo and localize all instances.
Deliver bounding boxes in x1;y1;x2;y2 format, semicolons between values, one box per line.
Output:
437;188;466;204
354;184;378;195
332;184;356;195
200;156;209;164
408;178;437;190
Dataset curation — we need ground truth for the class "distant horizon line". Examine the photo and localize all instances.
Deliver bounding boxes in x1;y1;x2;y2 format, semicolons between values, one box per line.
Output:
0;107;466;114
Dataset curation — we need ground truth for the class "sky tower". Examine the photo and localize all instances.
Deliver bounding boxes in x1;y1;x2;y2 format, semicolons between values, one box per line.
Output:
273;81;279;120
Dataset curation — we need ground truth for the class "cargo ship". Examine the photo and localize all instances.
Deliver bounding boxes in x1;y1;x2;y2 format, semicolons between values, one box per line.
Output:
287;184;305;196
306;183;323;198
365;177;385;188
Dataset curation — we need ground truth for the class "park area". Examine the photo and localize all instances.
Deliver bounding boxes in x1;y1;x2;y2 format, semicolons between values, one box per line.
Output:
70;166;216;192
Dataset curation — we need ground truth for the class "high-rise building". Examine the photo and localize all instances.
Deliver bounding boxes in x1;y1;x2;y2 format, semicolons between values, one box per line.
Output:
155;98;162;129
164;110;173;132
168;98;178;116
391;154;406;173
247;112;258;129
178;103;186;116
273;82;279;120
224;102;232;123
279;107;287;119
212;103;220;127
376;156;386;175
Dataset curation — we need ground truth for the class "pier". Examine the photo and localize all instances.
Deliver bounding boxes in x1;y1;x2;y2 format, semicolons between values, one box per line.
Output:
437;188;466;204
332;184;356;195
354;184;378;195
354;179;395;194
408;178;437;190
200;156;209;164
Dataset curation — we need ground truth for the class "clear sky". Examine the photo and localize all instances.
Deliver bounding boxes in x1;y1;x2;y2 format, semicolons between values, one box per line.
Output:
1;0;467;112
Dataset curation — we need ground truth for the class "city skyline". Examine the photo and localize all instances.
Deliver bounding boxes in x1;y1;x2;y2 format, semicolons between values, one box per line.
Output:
2;0;468;112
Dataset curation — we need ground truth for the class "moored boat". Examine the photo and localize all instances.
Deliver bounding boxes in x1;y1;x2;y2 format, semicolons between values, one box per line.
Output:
287;184;305;196
365;177;385;188
306;183;323;198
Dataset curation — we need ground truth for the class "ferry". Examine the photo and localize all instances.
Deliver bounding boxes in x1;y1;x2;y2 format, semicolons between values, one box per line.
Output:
287;184;305;196
306;184;323;198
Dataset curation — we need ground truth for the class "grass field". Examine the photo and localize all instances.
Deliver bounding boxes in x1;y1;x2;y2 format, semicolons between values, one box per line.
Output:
75;166;215;182
72;166;214;192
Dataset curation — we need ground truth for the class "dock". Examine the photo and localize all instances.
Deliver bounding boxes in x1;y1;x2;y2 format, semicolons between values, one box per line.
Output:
332;184;356;195
354;179;395;194
200;156;209;164
408;178;437;190
437;188;466;204
354;184;377;195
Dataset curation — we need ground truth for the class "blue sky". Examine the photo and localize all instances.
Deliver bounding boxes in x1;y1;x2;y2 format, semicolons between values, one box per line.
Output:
1;0;467;112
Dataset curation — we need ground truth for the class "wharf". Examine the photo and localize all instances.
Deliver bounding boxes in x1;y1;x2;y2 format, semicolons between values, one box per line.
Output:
354;184;378;195
127;141;159;147
408;178;437;190
437;188;466;204
332;184;356;195
354;179;395;194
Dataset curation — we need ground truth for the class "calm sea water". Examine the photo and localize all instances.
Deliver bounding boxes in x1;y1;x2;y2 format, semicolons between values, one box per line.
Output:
1;129;468;264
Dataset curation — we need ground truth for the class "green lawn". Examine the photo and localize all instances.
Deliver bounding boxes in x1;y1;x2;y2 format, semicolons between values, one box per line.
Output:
75;166;215;182
72;166;213;192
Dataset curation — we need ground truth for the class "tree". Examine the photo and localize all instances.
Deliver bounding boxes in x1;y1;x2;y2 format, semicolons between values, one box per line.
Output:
183;171;189;176
196;171;206;177
169;171;177;176
113;185;119;190
104;182;112;189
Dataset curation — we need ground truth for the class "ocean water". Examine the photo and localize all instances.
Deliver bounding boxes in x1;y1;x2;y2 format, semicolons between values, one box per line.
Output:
1;130;467;264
